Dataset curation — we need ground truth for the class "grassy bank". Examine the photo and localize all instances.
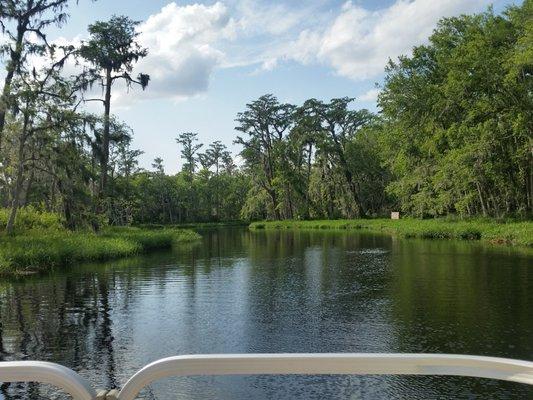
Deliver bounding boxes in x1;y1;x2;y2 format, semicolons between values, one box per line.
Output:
0;227;201;275
250;219;533;247
135;221;248;229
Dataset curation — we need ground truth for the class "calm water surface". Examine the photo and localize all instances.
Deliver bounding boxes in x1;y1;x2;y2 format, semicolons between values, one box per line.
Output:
0;228;531;399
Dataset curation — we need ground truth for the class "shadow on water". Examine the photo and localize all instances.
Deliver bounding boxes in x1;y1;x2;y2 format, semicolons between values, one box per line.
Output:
0;227;531;399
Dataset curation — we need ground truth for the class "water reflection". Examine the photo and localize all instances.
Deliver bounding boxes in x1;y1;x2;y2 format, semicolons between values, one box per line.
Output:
0;228;531;399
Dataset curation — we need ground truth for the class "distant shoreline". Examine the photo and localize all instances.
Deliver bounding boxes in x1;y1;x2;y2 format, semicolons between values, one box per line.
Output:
249;219;533;248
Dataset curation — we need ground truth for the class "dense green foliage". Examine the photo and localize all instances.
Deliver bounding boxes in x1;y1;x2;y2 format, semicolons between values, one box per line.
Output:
0;206;63;232
0;1;530;238
0;226;200;274
129;144;249;224
379;2;533;218
240;2;532;220
235;95;387;220
250;219;533;247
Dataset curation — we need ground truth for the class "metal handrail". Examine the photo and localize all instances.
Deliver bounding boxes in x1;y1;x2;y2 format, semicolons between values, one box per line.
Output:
0;360;96;400
116;353;533;400
0;354;532;399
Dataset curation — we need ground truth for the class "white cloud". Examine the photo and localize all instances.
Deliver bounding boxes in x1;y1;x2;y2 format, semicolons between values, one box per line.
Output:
214;0;332;70
117;1;331;102
14;0;491;105
131;2;234;101
290;0;490;80
234;0;321;36
2;3;230;105
258;58;278;72
358;87;380;102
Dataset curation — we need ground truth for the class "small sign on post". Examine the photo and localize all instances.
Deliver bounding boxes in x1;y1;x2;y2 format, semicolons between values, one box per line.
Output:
391;211;400;220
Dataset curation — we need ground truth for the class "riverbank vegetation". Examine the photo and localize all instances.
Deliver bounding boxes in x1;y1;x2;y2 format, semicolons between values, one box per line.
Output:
0;225;200;275
250;219;533;247
0;1;531;248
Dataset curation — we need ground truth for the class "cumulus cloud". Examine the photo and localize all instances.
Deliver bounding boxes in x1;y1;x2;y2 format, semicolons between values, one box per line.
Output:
234;0;322;37
23;0;492;105
116;0;331;102
290;0;490;80
28;2;234;107
358;87;380;103
132;2;234;101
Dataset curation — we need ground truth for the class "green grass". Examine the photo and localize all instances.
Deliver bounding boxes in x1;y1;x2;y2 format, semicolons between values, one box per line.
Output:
0;227;201;275
249;219;533;247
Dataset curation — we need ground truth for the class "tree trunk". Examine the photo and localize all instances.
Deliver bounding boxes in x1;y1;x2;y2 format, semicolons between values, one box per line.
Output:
99;67;112;196
20;162;35;207
304;143;313;219
267;188;280;220
57;177;75;230
215;167;220;221
345;171;366;218
0;25;24;151
285;183;294;219
0;70;15;151
476;181;487;217
6;116;29;235
329;127;366;218
526;145;533;213
5;165;24;235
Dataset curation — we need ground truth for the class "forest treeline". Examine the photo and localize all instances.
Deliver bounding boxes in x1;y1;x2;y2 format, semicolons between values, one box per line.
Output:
0;1;531;234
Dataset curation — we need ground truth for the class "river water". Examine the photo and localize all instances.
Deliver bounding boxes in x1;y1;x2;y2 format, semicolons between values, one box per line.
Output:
0;228;531;399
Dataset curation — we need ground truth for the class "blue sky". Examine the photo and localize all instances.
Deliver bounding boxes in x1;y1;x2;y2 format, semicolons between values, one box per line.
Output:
42;0;520;173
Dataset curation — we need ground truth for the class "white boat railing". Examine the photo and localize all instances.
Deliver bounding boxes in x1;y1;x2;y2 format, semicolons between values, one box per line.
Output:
0;353;532;399
0;360;96;400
